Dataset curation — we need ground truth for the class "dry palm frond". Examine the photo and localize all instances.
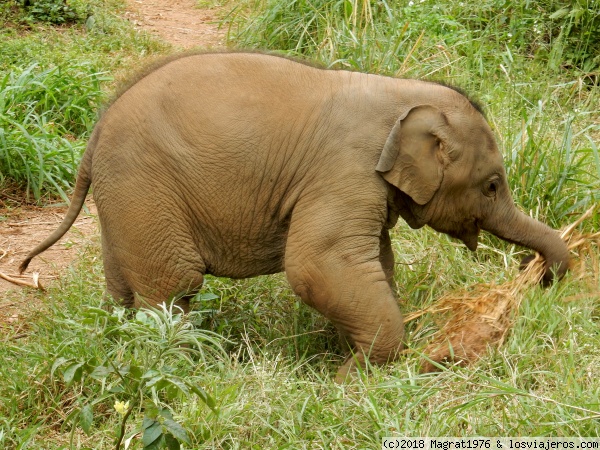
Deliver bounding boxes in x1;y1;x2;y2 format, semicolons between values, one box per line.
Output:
0;248;45;291
404;206;599;372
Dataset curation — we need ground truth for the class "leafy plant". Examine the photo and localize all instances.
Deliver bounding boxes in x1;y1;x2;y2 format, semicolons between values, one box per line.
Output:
20;0;82;24
229;0;600;72
51;303;225;449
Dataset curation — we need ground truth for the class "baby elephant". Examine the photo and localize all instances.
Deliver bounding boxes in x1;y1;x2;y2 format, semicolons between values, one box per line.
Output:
21;52;569;381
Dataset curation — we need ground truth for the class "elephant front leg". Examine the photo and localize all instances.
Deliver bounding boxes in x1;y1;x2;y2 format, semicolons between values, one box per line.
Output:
285;221;404;382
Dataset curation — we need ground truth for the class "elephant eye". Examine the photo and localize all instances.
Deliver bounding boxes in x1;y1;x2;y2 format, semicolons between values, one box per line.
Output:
484;178;499;197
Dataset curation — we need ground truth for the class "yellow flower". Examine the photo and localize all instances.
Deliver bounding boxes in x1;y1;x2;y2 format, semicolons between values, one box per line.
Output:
114;400;130;416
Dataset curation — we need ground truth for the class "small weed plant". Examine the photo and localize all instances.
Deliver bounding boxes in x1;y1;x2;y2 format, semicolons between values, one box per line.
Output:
51;303;224;449
21;0;81;24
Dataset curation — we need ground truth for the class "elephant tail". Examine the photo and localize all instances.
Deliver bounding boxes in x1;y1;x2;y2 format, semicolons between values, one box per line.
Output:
19;130;96;274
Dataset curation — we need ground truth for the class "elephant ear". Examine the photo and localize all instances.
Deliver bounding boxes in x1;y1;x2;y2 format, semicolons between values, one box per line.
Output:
376;105;448;205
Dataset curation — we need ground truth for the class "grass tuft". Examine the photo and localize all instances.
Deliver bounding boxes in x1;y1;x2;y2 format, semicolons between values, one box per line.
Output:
0;63;109;201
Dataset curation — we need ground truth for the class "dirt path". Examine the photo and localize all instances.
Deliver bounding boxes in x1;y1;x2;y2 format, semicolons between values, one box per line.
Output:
0;1;227;321
0;200;98;293
125;0;227;49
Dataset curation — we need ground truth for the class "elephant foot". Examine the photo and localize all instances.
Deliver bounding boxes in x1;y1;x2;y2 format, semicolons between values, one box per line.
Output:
335;352;365;384
334;344;404;383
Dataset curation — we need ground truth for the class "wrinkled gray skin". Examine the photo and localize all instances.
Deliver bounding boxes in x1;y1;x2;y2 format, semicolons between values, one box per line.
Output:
20;52;569;381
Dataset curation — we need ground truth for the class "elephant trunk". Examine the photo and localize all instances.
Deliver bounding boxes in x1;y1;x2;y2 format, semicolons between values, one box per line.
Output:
482;204;570;284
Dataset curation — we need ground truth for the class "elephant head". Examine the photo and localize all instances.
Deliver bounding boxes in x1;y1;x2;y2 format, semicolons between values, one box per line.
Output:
376;100;569;284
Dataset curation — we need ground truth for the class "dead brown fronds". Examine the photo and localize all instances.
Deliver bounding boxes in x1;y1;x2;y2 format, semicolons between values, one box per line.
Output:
0;248;45;291
404;206;599;373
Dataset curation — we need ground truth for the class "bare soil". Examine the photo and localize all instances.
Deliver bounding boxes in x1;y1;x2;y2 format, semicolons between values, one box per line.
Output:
0;1;226;324
124;0;227;49
0;200;99;292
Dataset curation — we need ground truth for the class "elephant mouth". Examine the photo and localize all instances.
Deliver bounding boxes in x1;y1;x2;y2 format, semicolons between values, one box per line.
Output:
453;220;480;252
460;232;479;251
429;218;480;251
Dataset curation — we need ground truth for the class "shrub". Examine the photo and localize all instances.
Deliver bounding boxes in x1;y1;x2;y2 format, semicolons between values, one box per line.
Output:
19;0;83;24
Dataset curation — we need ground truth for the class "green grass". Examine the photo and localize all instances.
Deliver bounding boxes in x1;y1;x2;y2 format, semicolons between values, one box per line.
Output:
2;224;599;448
0;0;167;202
1;0;600;448
0;63;109;201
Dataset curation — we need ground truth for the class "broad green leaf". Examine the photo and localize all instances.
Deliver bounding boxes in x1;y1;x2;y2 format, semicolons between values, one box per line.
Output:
158;407;174;420
135;310;150;324
79;404;93;435
549;8;570;20
163;419;191;445
142;369;161;379
164;433;181;450
145;377;169;392
144;435;165;450
164;376;189;396
142;421;162;447
144;375;163;387
195;292;219;301
63;362;84;384
143;401;160;419
51;357;69;377
165;385;180;401
116;364;130;376
129;365;143;379
188;383;217;410
89;365;112;380
108;385;125;394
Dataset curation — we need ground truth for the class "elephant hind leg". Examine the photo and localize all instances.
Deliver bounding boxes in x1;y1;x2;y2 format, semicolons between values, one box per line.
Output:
129;262;206;313
165;271;205;314
96;184;207;312
103;240;135;308
101;230;206;313
122;264;205;314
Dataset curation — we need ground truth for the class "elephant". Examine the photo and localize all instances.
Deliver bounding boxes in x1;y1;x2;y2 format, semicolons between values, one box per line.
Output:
20;52;569;381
